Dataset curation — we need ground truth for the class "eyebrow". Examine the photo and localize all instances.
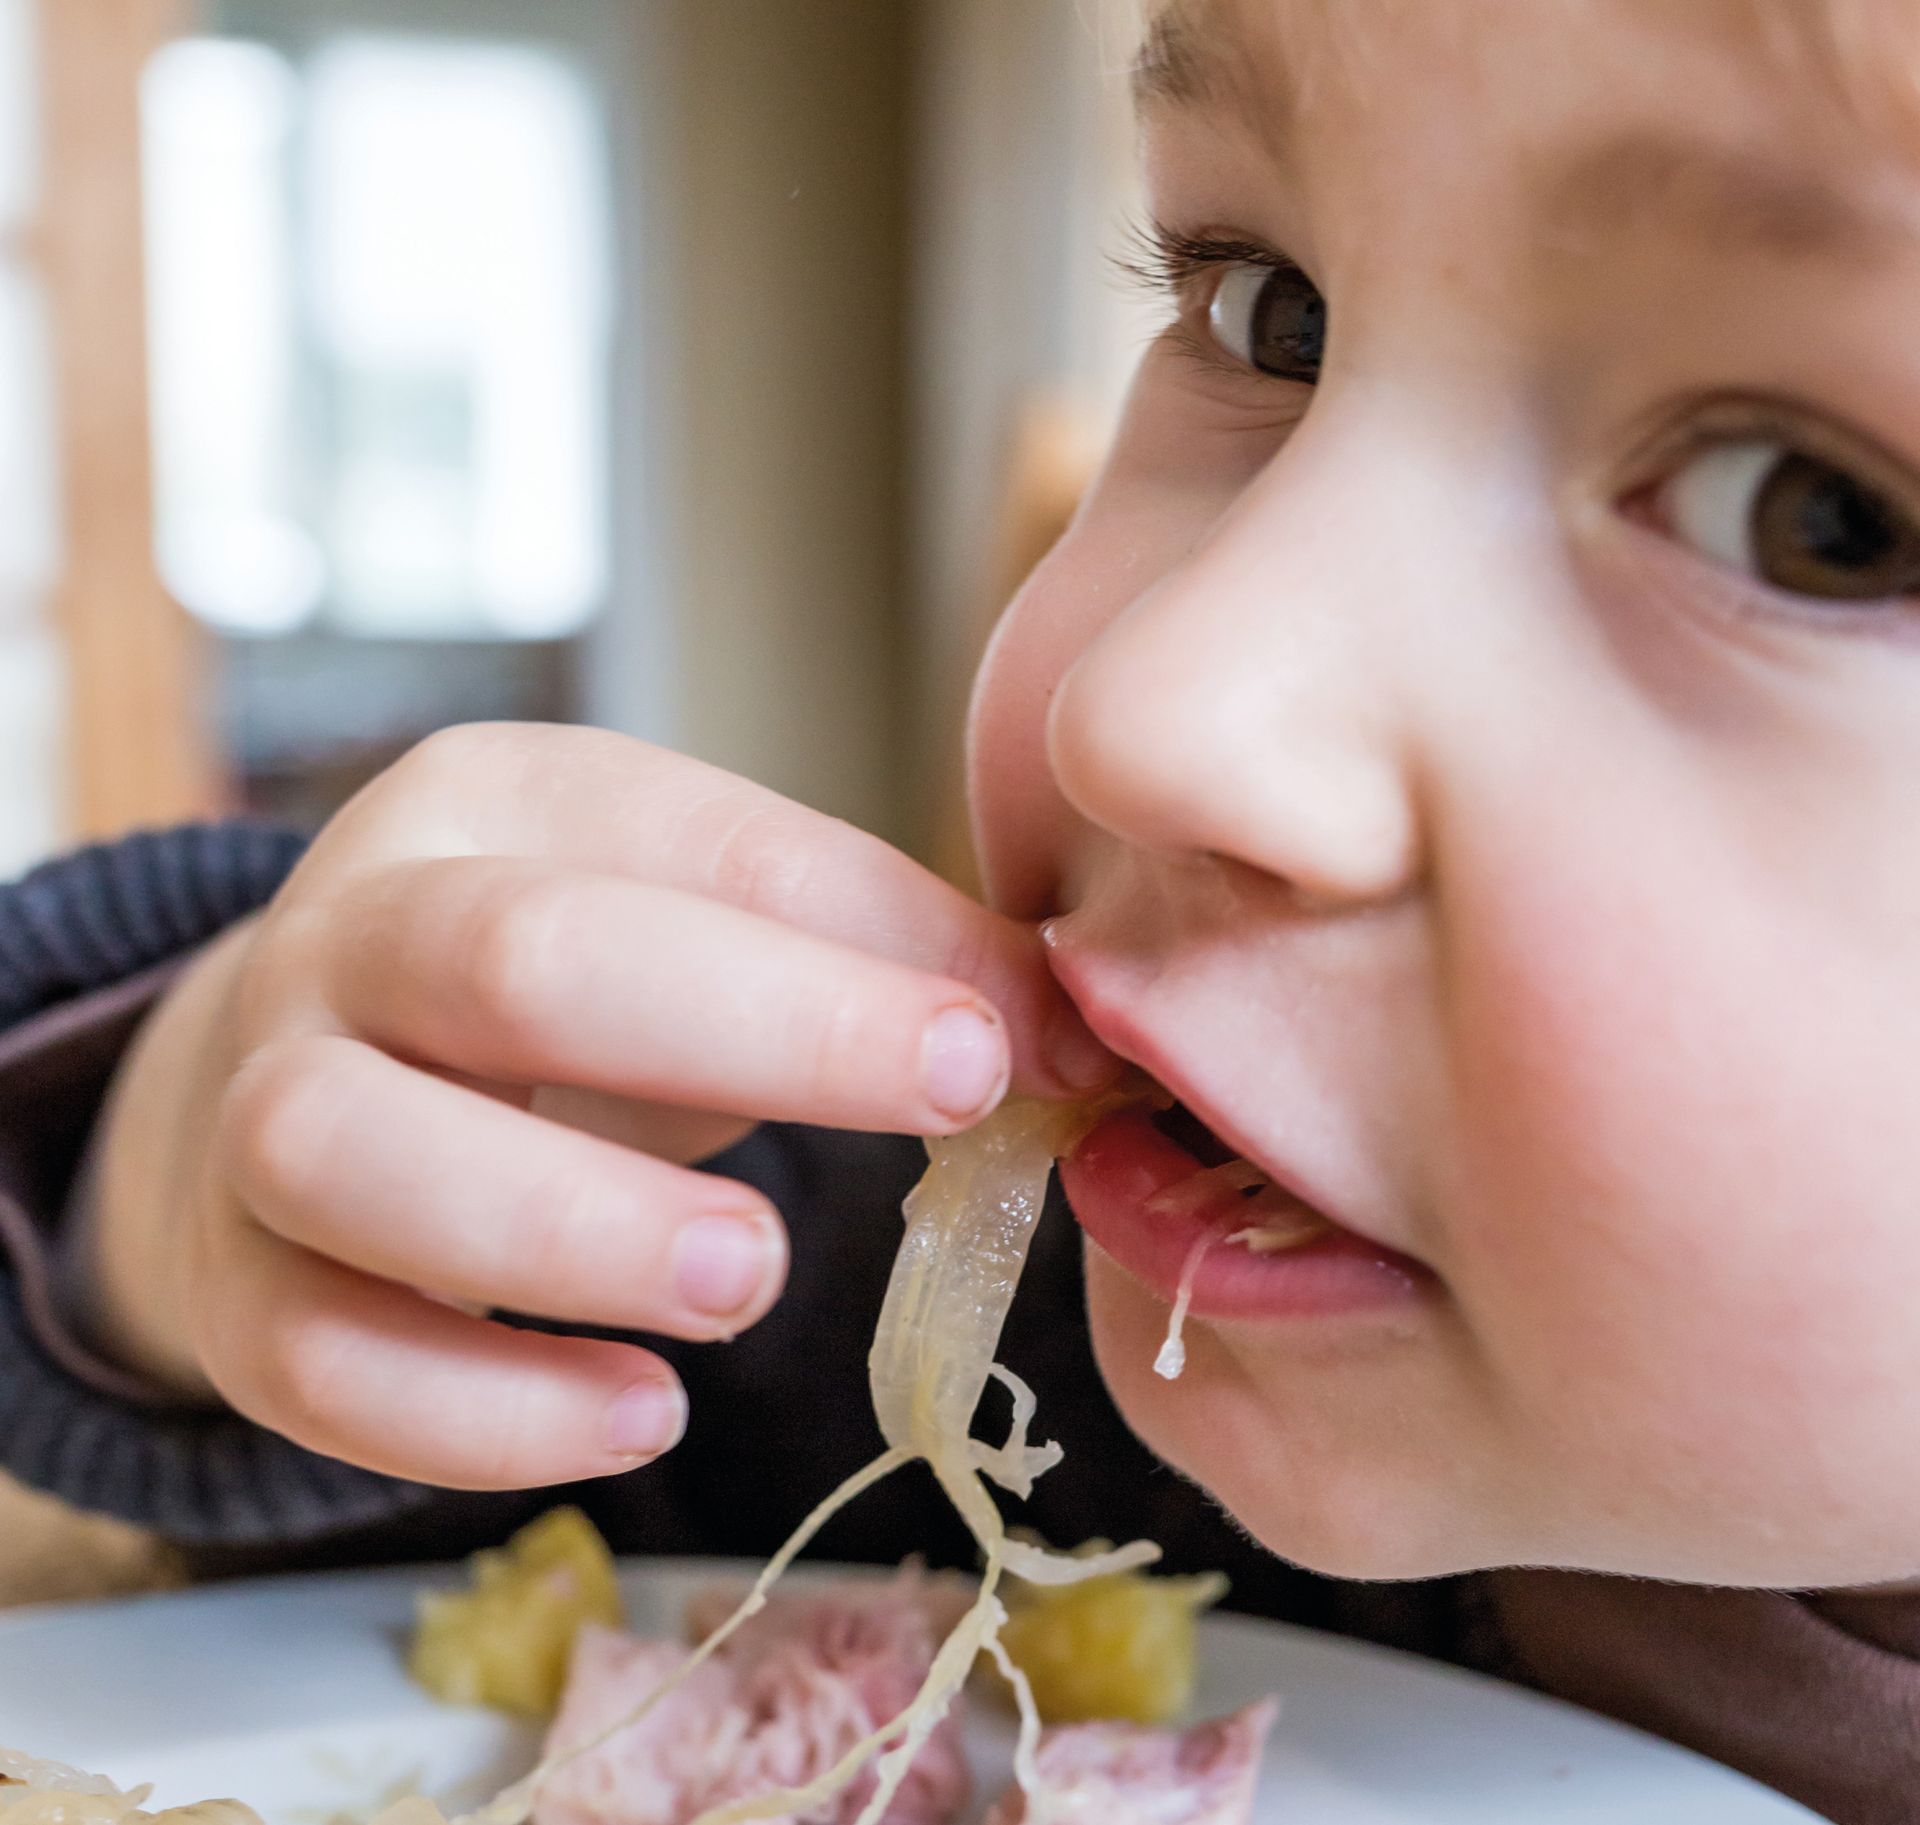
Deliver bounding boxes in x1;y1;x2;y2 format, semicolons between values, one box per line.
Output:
1132;8;1920;272
1132;0;1293;160
1132;2;1235;111
1543;131;1913;268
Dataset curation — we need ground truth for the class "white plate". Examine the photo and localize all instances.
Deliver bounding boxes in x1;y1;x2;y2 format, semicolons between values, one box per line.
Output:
0;1558;1820;1824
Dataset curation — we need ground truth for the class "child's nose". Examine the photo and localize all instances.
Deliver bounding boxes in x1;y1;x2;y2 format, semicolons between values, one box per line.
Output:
1044;441;1424;909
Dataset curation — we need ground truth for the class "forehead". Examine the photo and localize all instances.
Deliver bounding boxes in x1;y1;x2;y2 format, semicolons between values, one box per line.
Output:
1135;0;1920;157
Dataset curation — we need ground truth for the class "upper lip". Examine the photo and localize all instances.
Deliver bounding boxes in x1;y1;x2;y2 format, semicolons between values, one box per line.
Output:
1048;938;1415;1262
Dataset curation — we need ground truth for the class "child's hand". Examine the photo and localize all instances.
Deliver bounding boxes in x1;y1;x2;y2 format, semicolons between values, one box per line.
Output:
80;725;1116;1491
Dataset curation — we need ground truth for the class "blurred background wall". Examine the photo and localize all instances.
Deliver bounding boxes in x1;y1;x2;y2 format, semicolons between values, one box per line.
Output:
0;0;1153;884
0;0;1154;1604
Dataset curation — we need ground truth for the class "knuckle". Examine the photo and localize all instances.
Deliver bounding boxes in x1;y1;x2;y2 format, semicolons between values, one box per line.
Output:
793;985;876;1107
217;1294;359;1445
511;1159;618;1290
459;875;575;1043
389;722;519;797
703;804;841;919
391;721;640;809
471;1376;544;1488
222;1037;362;1209
262;1313;361;1441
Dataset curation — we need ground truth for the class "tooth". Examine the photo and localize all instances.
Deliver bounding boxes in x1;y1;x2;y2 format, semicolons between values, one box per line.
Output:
1145;1159;1270;1218
1227;1189;1330;1253
1228;1226;1321;1255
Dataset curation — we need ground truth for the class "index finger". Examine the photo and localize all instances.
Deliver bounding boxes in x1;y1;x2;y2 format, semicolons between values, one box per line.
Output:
358;724;1118;1097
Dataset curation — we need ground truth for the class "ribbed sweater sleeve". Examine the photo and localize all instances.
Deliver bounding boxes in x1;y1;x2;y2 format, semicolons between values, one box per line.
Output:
0;825;435;1544
0;824;304;1025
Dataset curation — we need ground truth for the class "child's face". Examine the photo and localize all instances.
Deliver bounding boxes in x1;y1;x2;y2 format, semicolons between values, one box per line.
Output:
968;0;1920;1588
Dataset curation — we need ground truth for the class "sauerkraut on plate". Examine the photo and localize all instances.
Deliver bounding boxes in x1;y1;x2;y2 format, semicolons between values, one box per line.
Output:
2;1095;1276;1825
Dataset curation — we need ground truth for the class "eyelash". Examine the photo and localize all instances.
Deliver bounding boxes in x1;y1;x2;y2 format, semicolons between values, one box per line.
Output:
1121;218;1328;395
1116;217;1314;381
1115;217;1291;299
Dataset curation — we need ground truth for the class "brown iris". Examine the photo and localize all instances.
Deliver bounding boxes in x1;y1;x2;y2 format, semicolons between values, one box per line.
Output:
1751;453;1920;600
1243;266;1326;381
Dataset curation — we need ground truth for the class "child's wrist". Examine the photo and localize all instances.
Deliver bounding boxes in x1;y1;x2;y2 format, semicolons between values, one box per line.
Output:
80;922;257;1405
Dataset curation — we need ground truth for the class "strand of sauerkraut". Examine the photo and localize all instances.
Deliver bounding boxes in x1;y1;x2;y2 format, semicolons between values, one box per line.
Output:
460;1443;910;1825
1153;1230;1214;1383
0;1750;263;1825
456;1091;1157;1825
1148;1160;1273;1383
4;1093;1154;1825
1154;1185;1335;1384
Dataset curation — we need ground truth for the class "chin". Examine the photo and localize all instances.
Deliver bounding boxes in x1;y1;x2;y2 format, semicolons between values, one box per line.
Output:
1085;1256;1506;1584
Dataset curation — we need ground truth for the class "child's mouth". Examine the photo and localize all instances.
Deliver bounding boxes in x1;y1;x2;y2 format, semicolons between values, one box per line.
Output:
1149;1099;1240;1166
1060;1095;1432;1333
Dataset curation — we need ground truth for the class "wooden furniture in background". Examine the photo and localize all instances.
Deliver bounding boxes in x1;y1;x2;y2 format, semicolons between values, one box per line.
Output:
0;0;215;1614
35;0;224;840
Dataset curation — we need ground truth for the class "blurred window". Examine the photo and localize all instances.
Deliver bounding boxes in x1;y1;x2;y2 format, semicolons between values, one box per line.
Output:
142;32;612;643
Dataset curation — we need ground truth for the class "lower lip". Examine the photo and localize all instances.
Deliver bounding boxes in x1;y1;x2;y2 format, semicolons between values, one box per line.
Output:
1060;1110;1431;1325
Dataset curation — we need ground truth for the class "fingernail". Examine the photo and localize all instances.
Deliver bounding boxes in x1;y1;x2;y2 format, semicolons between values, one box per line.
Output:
606;1379;688;1459
675;1214;775;1319
922;1005;1009;1123
1049;1008;1122;1093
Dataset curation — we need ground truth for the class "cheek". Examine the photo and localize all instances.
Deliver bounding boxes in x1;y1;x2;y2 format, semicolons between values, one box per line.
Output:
1443;835;1920;1576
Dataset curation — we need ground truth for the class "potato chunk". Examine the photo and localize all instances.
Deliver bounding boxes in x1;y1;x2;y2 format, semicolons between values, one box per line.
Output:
409;1508;622;1717
996;1569;1228;1726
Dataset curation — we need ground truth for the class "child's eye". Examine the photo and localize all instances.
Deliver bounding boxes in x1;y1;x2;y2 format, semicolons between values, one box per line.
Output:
1205;263;1327;383
1651;438;1920;603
